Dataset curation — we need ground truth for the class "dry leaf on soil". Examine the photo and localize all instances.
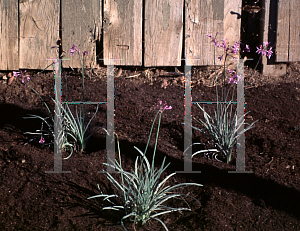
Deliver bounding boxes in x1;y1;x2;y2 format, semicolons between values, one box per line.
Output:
7;72;14;85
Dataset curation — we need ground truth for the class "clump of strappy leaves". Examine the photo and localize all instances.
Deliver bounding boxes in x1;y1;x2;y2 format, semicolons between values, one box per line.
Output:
88;100;202;231
184;32;262;163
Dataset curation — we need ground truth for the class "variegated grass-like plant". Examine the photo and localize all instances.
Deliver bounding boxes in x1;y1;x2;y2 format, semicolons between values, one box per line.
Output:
183;33;262;163
189;100;257;163
23;83;105;159
88;100;203;231
19;70;75;154
53;92;105;157
23;96;76;157
19;44;105;158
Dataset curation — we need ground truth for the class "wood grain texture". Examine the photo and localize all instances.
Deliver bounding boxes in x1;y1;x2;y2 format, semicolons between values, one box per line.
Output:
19;0;59;69
0;0;19;70
62;0;101;68
224;0;241;68
144;0;183;67
185;0;224;66
224;0;241;47
103;0;142;66
262;0;286;76
276;0;289;62
289;0;300;61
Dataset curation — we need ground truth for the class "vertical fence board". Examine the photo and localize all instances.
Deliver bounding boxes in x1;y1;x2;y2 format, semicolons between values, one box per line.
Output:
19;0;59;69
0;0;18;70
185;0;224;66
144;0;183;67
224;0;241;68
225;0;242;69
262;0;286;76
224;0;241;46
103;0;142;66
289;0;300;61
276;0;289;62
62;0;101;68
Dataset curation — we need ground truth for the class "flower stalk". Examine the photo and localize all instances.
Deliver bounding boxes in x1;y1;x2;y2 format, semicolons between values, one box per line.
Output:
184;33;263;163
88;100;201;231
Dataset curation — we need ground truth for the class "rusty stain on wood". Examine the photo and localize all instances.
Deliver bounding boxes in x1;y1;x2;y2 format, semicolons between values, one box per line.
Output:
0;0;19;70
104;0;142;66
62;0;101;68
19;0;59;69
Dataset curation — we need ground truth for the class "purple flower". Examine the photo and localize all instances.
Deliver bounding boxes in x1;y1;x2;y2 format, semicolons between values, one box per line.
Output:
217;38;227;52
244;44;250;53
70;44;79;56
256;45;267;56
157;100;172;113
39;137;45;144
231;41;240;54
83;51;88;56
13;71;20;78
222;38;226;46
266;47;273;59
14;70;30;84
208;32;219;46
218;55;224;61
208;33;249;62
228;69;234;75
256;42;273;59
228;69;242;84
228;75;241;84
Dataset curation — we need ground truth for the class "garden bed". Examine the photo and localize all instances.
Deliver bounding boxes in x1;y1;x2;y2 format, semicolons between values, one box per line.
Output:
0;62;300;230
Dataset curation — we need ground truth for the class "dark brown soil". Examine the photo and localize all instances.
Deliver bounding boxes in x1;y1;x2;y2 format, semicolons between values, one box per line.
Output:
1;61;300;230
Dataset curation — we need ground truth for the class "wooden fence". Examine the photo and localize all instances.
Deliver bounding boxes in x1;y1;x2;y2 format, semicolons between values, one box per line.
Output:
0;0;299;73
261;0;300;76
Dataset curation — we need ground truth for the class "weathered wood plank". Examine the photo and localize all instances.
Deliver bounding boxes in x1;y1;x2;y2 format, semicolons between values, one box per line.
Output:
19;0;59;69
289;0;300;61
224;0;241;68
262;0;286;76
185;0;224;66
62;0;101;68
224;0;241;48
144;0;183;67
276;0;289;62
103;0;142;66
0;0;18;70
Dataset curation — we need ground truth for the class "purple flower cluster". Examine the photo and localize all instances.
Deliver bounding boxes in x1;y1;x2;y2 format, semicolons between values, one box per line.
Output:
13;70;30;84
39;137;45;144
228;69;242;84
256;41;273;59
70;43;79;56
157;100;172;113
70;44;88;57
207;32;274;84
207;33;249;61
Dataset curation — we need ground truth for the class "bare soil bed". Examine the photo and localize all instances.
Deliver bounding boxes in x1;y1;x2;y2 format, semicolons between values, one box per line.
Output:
0;62;300;230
